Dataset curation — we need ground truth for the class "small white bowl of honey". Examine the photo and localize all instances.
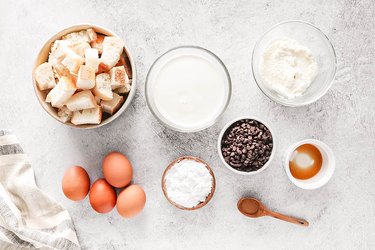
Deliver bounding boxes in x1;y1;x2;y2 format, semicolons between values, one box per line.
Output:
284;139;335;190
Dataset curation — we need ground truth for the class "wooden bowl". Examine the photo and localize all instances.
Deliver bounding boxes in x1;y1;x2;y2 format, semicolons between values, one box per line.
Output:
32;24;137;129
161;156;216;211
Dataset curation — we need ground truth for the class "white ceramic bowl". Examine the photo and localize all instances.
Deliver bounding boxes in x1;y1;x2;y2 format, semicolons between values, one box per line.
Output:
217;116;275;175
252;20;337;107
32;24;137;129
284;139;335;189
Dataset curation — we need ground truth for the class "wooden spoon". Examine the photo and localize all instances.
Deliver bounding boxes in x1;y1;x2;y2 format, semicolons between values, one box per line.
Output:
237;197;309;227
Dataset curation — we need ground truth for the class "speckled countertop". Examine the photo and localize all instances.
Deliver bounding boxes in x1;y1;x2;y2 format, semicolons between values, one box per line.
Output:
1;0;374;249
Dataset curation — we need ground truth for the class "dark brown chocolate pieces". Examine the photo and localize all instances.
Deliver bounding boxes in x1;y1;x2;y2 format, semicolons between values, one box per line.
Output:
221;119;273;172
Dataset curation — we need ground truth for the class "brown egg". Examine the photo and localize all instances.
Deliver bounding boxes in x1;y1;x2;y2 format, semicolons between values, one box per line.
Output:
102;152;133;188
89;179;116;214
62;166;90;201
116;185;146;218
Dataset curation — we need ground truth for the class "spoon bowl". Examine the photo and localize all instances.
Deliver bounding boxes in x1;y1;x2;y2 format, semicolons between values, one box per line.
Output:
237;198;265;217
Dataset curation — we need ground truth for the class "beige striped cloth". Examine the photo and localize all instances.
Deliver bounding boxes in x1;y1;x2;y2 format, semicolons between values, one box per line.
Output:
0;130;80;249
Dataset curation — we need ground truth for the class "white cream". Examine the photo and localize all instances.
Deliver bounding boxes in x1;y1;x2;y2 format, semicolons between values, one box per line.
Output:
165;159;213;208
260;37;318;98
147;47;229;131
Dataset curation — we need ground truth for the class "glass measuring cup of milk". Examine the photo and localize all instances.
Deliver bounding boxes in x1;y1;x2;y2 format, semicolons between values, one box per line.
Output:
146;46;231;132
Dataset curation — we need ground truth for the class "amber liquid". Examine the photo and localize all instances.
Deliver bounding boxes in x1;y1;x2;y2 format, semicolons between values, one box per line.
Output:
289;144;323;180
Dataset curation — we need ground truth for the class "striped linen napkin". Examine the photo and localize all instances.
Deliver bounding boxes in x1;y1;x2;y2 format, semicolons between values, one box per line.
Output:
0;130;80;249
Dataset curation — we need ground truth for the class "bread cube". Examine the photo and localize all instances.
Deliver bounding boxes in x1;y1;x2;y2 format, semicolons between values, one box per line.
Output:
62;28;98;43
109;66;130;90
48;43;72;79
76;65;95;89
57;106;72;123
68;41;91;58
50;40;71;53
87;28;97;42
62;50;84;74
71;106;102;125
90;34;105;54
101;93;124;115
35;62;56;90
100;37;124;68
46;76;76;108
92;73;113;101
85;48;99;73
66;90;97;111
115;55;132;79
49;42;70;62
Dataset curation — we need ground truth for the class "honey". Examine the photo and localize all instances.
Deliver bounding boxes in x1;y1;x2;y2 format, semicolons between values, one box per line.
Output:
289;144;322;180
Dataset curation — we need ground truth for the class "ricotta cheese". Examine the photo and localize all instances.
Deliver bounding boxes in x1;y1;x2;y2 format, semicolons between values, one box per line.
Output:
260;37;318;98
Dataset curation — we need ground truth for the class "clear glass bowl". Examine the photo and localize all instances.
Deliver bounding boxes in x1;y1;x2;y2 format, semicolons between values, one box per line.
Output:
145;46;231;132
252;21;337;107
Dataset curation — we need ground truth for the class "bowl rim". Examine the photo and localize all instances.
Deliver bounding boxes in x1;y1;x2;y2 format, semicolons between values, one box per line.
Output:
145;45;232;133
32;23;137;129
251;20;337;107
217;116;276;176
161;156;216;210
283;138;335;190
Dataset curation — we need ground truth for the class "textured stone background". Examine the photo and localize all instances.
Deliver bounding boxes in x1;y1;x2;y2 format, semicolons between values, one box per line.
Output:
1;0;374;249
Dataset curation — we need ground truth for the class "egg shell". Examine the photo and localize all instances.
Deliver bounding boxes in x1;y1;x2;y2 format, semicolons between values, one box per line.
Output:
62;166;90;201
116;185;146;218
89;179;117;214
102;152;133;188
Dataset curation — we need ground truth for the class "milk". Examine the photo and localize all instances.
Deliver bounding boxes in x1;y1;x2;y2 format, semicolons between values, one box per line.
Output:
147;47;230;131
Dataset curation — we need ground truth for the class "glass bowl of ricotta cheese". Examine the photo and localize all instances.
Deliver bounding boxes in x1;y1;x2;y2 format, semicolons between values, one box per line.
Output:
252;20;337;107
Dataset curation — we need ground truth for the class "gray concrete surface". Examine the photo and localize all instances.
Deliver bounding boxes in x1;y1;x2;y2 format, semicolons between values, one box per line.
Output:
1;0;374;249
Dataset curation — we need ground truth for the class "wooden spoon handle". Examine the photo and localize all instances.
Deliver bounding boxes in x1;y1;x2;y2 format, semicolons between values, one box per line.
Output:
265;210;309;227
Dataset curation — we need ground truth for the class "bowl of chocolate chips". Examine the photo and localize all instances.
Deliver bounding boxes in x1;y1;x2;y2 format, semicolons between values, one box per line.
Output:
218;117;275;175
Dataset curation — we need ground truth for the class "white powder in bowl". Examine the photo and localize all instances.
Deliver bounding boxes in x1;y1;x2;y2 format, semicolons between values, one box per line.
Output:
164;159;213;208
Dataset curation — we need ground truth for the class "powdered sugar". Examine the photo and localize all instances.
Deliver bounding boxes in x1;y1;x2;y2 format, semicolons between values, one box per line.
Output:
164;159;213;208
